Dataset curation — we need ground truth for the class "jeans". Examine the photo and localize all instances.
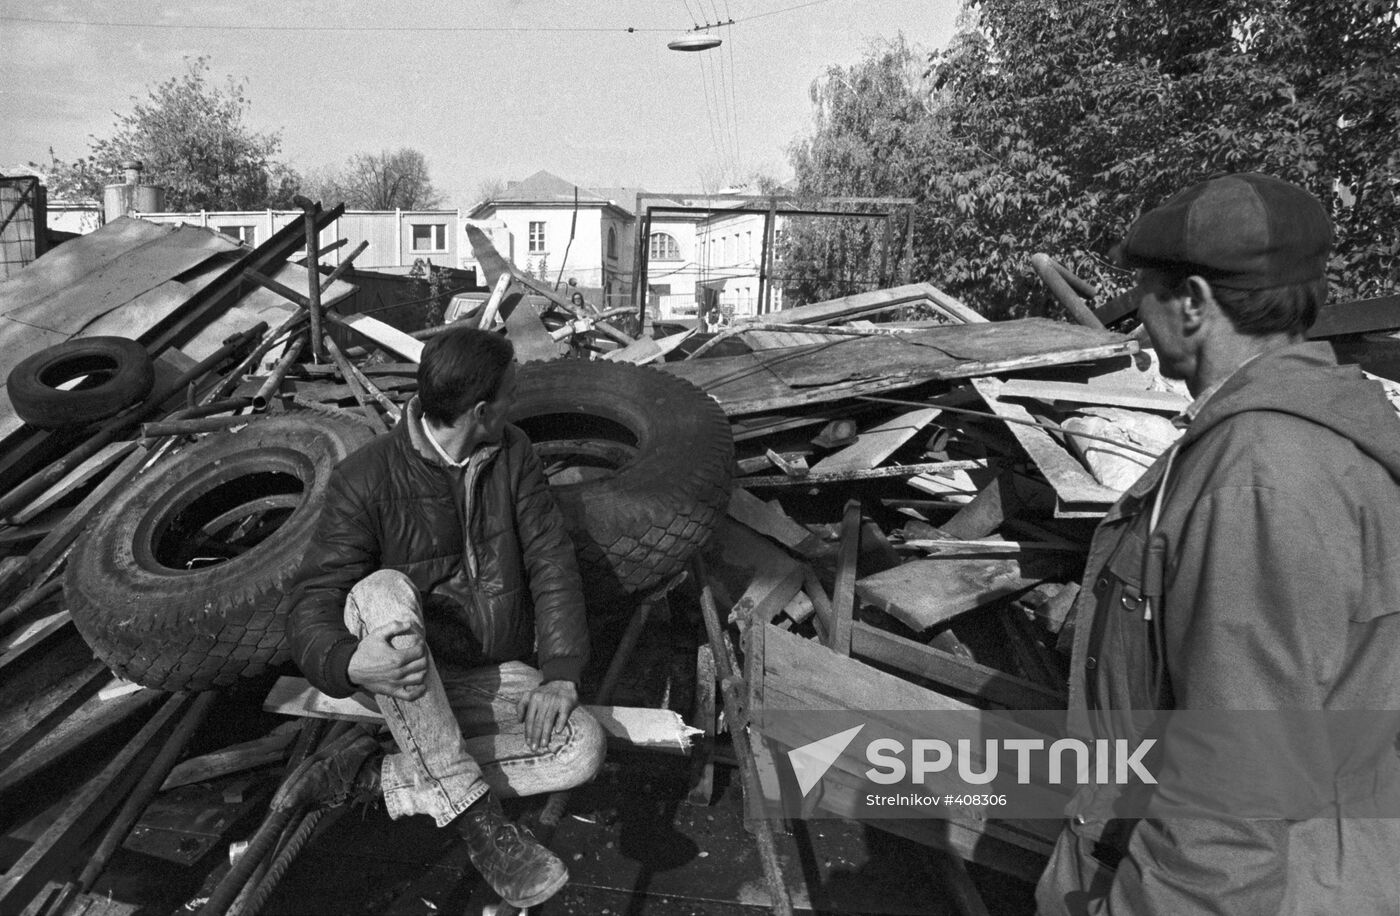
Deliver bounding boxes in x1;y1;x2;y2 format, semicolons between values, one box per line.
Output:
344;570;605;827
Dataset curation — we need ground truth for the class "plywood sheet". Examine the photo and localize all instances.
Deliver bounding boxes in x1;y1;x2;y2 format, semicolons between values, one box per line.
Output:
665;319;1135;416
970;377;1121;514
854;555;1061;631
809;407;941;474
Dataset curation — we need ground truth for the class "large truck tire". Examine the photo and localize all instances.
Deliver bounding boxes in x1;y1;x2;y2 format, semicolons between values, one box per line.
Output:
7;336;155;429
64;414;374;691
511;359;734;612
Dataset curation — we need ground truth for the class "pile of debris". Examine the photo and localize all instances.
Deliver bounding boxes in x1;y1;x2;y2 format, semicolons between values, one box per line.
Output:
2;200;1397;916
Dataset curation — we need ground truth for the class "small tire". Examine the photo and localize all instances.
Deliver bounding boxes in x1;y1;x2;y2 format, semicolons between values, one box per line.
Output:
64;414;375;692
7;337;155;429
511;360;734;610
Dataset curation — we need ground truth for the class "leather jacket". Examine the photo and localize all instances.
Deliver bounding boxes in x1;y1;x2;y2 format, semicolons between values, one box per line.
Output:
287;398;589;698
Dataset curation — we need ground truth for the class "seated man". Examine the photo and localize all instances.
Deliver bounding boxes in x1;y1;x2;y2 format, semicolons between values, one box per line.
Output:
286;327;605;910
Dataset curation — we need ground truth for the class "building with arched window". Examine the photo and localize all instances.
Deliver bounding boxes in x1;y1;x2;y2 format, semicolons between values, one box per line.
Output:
466;171;638;311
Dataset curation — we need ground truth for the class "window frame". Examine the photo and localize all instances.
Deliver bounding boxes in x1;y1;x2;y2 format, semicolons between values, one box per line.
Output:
528;221;547;254
410;223;447;253
648;232;682;261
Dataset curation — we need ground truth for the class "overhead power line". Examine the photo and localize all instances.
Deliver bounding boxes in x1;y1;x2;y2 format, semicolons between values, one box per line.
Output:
0;14;672;32
1;0;845;34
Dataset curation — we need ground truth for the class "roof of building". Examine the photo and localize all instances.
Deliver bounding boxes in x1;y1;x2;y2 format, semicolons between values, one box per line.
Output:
468;171;674;220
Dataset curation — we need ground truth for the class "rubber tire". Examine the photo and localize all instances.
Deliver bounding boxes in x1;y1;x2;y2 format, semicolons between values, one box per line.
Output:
64;414;375;692
7;337;155;429
511;360;734;610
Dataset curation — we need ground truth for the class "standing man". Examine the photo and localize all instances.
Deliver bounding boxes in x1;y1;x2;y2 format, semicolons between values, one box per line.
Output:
286;328;604;910
1037;173;1400;913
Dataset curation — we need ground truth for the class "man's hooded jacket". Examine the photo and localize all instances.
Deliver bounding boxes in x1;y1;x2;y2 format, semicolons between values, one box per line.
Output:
1037;342;1400;915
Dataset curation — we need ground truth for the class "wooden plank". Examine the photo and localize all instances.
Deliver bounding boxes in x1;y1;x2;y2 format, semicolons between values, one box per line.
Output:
159;721;300;791
685;644;718;806
741;283;986;327
6;442;134;526
726;487;828;558
739;458;989;489
0;661;109;774
931;468;1021;540
898;538;1085;557
826;500;861;655
0;689;162;798
1307;293;1400;339
664;319;1135;417
998;377;1188;413
854;555;1066;632
0;692;190;913
708;519;807;625
850;621;1064;709
332;313;424;362
970;377;1120;514
809;407;940;474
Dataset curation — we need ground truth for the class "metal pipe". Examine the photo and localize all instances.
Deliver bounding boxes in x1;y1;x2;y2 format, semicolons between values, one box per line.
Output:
1030;253;1105;329
252;336;306;411
139;415;257;443
0;322;268;522
295;197;325;362
325;337;401;423
319;240;369;293
321;336;391;434
74;691;217;893
211;310;308;402
138;398;254;443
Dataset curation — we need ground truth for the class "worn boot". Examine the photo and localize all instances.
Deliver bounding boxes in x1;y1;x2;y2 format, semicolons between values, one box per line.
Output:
455;792;568;908
275;732;383;811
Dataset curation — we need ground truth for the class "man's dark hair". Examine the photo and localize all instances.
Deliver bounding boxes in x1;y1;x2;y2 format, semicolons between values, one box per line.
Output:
418;328;515;426
1157;270;1327;338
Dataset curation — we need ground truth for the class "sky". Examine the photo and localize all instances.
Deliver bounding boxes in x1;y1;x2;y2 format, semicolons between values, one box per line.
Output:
0;0;963;209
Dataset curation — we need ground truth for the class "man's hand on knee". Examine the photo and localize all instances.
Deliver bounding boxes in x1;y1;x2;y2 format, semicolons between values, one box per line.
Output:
347;622;428;701
517;680;579;752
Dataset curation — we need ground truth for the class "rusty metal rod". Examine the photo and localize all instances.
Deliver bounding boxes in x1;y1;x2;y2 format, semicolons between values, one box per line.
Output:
241;269;310;309
319;240;369;293
0;322;267;522
138;398;254;443
73;691;218;894
252;336;307;411
1030;253;1105;330
321;336;390;434
0;578;62;633
296;197;325;362
139;415;258;443
211;310;308;403
324;336;400;422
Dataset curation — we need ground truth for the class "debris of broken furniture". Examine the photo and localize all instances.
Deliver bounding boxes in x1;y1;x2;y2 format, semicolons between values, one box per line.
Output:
4;207;1395;915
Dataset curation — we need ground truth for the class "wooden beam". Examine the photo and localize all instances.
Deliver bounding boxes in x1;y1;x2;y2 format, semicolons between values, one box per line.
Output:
739;459;989;489
854;555;1066;633
970;377;1120;515
998;378;1187;413
0;692;191;913
809;407;941;475
329;313;424;363
826;499;861;655
850;621;1064;709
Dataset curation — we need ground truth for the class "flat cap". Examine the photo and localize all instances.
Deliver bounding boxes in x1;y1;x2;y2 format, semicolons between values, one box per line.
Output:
1120;173;1331;290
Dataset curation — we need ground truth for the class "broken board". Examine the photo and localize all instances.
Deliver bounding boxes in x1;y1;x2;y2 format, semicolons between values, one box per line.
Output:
970;377;1121;516
853;554;1070;632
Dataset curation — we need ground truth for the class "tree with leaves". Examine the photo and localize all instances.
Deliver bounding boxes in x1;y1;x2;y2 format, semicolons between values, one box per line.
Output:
34;57;299;211
783;35;941;305
787;2;1400;317
309;149;442;210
